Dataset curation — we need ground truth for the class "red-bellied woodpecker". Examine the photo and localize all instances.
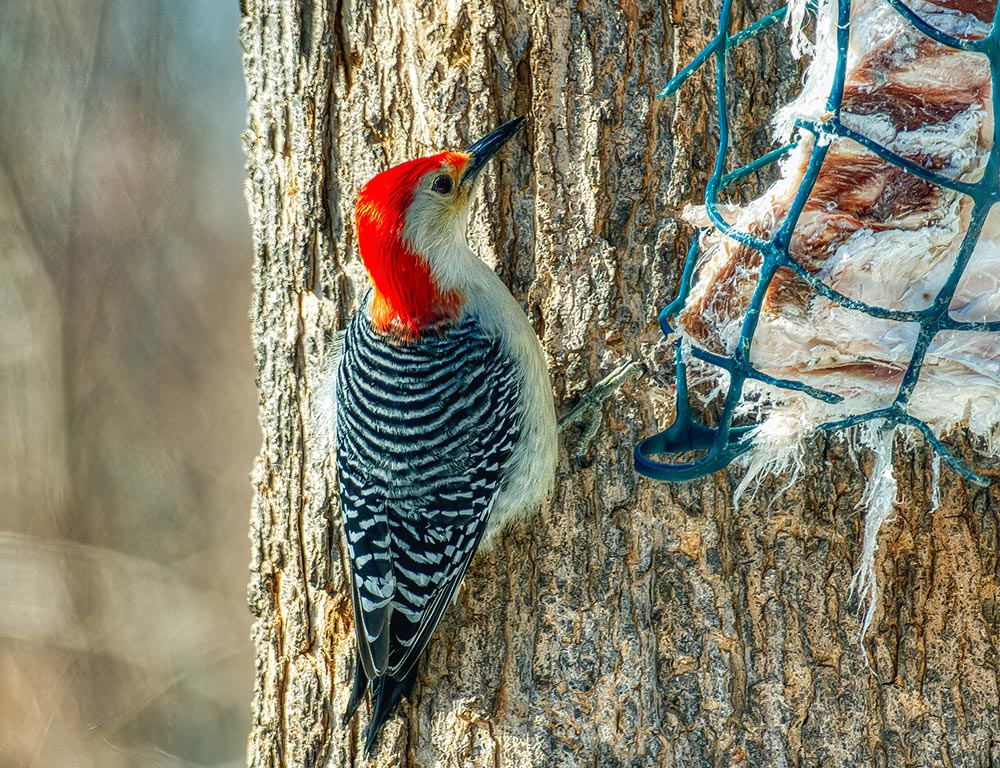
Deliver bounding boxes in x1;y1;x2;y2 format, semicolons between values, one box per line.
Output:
335;117;557;752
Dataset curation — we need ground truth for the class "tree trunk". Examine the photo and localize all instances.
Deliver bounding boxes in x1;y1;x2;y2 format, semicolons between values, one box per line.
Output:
241;1;1000;766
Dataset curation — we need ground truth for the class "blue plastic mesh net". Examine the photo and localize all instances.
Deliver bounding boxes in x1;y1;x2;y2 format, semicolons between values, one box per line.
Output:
635;0;999;486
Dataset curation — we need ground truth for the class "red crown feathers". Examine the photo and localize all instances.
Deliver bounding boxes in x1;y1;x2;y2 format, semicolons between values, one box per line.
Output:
355;152;468;337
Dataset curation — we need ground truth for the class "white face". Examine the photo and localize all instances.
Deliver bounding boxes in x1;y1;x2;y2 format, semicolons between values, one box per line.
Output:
402;162;481;292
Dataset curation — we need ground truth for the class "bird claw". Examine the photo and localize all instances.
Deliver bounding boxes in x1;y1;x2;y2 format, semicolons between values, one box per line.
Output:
558;361;645;466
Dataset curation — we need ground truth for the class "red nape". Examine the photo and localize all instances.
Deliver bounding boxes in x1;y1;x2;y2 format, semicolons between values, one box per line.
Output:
355;151;468;338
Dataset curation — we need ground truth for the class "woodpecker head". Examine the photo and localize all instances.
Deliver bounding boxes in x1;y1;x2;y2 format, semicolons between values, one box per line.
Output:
354;116;526;338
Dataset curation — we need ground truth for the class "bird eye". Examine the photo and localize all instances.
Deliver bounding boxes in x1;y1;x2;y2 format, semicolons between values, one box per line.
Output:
431;175;453;195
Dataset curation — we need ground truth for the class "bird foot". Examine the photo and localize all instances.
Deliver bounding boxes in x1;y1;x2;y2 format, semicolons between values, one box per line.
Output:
559;361;644;466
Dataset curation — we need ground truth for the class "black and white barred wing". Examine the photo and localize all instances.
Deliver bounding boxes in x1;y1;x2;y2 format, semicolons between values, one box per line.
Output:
335;311;522;679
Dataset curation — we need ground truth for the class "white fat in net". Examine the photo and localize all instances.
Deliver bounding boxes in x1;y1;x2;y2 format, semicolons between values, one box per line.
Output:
679;0;999;640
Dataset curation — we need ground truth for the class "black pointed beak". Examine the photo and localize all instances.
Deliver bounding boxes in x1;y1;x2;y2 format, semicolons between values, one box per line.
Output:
460;116;526;186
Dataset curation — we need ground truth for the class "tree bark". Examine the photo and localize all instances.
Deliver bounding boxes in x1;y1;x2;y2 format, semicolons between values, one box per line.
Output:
241;1;1000;766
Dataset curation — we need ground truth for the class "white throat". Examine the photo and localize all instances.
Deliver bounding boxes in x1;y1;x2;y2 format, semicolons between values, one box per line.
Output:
402;193;484;297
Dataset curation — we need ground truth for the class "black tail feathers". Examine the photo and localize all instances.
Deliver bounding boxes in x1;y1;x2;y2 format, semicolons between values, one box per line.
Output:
343;655;420;756
343;656;369;726
363;666;418;754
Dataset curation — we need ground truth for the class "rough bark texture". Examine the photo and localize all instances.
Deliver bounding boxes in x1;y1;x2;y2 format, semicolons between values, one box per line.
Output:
241;1;1000;766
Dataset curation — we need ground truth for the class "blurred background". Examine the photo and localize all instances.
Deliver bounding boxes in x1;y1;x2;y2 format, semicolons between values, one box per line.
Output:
0;2;256;766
